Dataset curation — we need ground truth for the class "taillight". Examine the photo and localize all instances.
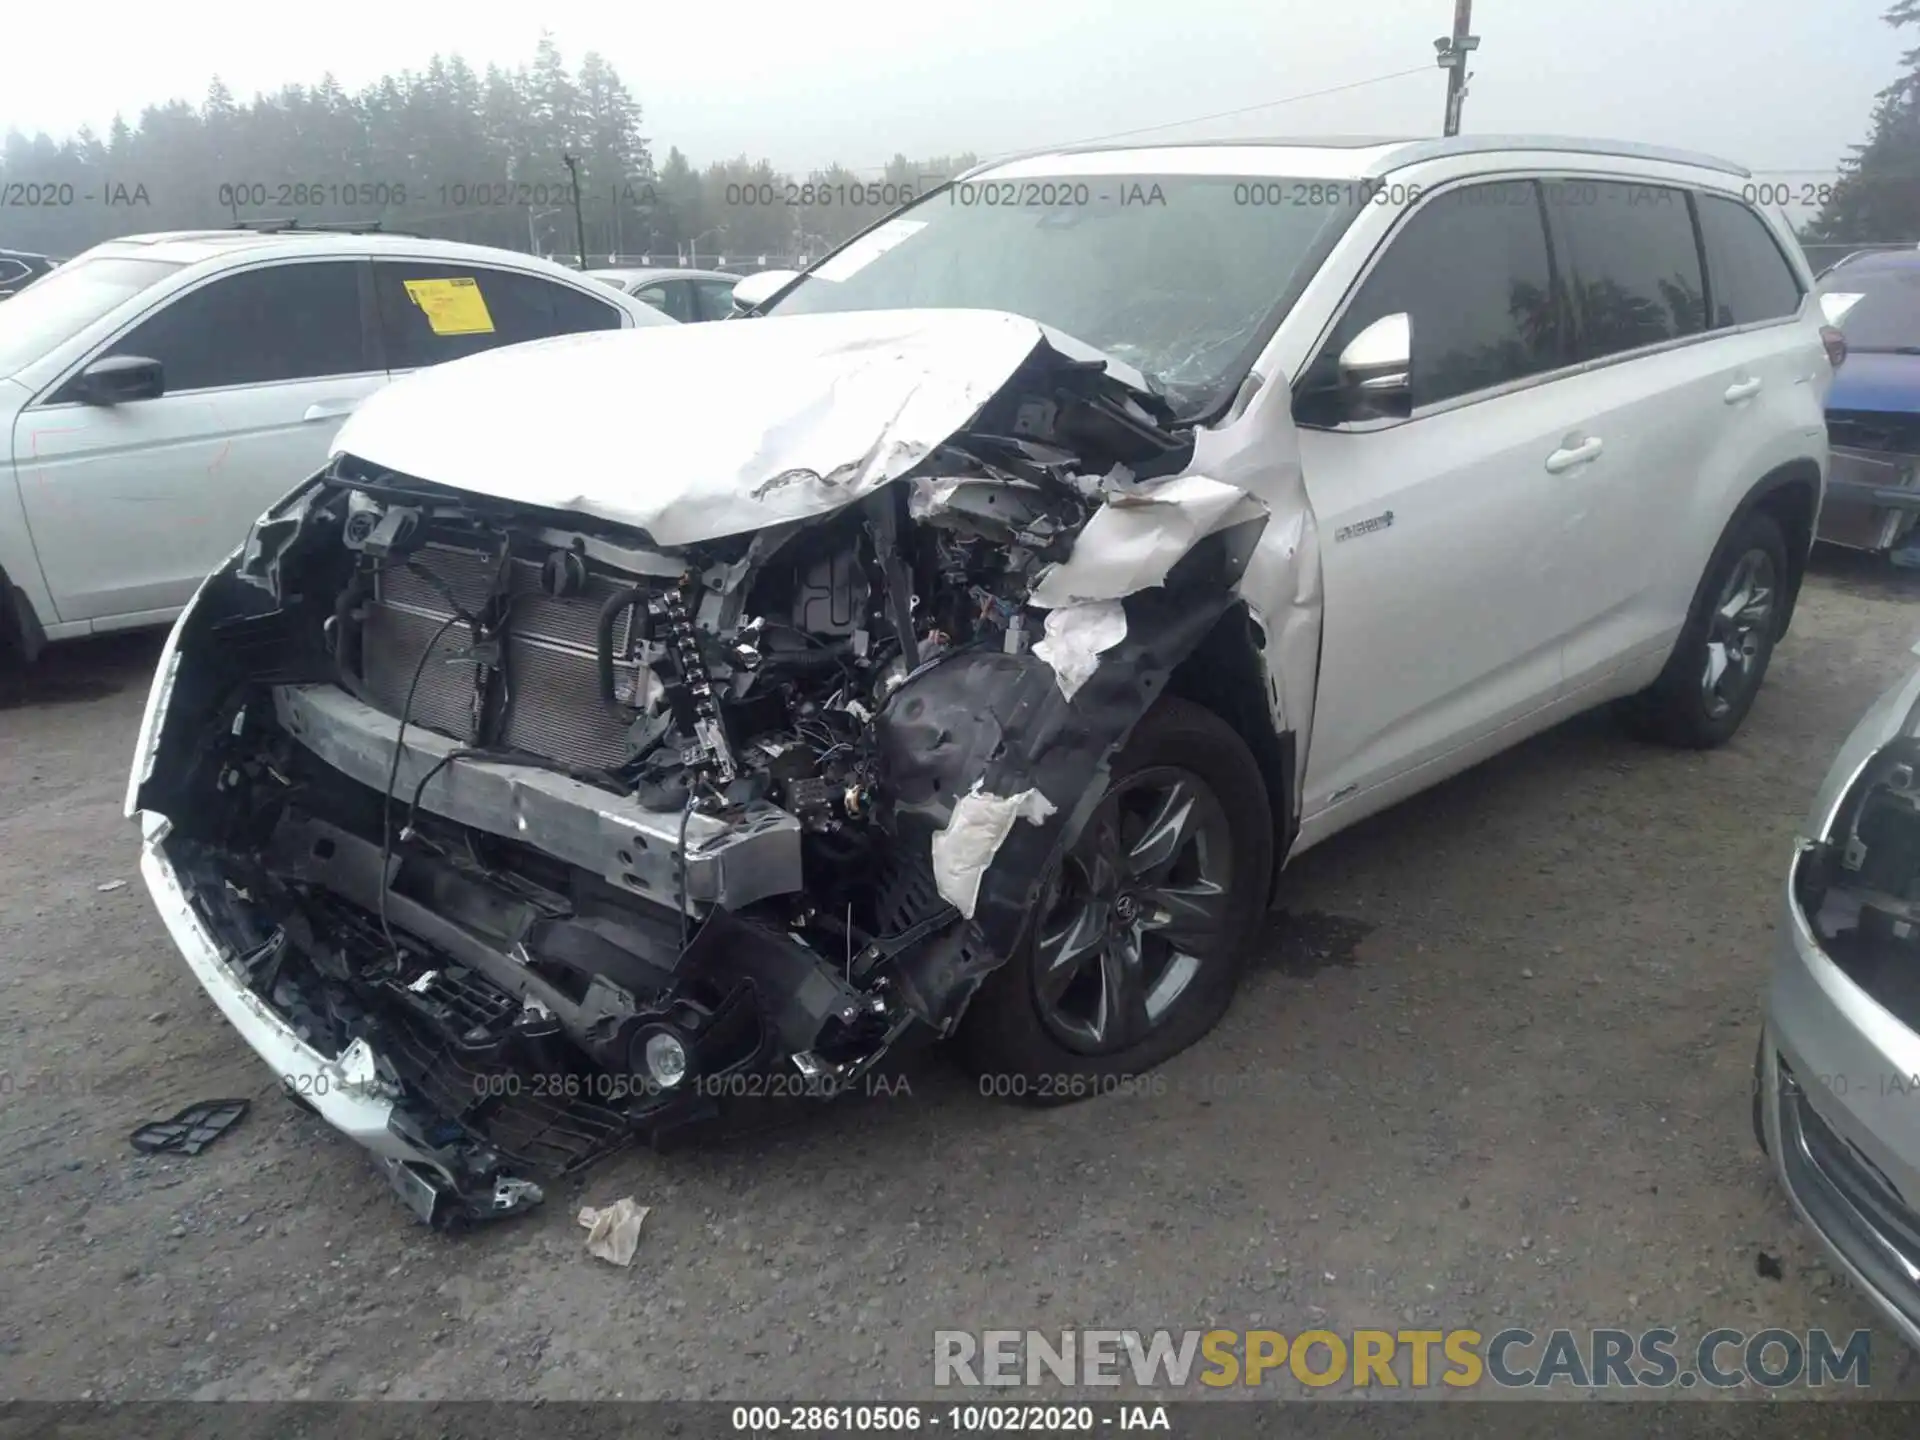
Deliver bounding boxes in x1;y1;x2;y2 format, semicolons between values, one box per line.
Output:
1821;325;1848;368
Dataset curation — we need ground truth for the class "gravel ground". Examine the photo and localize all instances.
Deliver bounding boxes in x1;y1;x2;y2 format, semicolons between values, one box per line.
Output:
4;550;1920;1409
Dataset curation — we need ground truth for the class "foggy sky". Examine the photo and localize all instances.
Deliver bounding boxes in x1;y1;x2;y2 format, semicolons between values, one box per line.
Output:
2;0;1904;182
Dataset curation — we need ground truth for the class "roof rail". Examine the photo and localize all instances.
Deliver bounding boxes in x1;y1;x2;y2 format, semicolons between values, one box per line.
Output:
233;218;416;236
952;133;1751;182
1361;134;1751;179
953;135;1418;182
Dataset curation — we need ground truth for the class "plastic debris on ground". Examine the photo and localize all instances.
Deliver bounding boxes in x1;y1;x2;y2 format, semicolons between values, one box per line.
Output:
129;1098;251;1155
578;1196;650;1266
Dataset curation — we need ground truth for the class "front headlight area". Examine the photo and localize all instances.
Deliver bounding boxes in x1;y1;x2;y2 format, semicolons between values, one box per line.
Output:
1794;736;1920;1034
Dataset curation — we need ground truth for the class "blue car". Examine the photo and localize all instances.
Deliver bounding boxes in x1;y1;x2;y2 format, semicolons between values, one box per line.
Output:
1814;249;1920;561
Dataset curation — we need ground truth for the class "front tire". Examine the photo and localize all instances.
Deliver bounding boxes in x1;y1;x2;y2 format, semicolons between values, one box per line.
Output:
1619;510;1788;749
956;697;1273;1103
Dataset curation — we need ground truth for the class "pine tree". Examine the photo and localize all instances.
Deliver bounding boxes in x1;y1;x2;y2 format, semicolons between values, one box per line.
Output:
1803;2;1920;242
0;38;969;266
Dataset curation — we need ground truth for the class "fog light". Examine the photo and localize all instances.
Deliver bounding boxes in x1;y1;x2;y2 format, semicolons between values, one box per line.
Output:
642;1031;689;1088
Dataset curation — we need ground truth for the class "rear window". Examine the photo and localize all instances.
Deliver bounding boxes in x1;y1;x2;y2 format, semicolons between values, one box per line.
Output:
1697;195;1803;327
1820;263;1920;353
694;278;738;322
0;255;183;376
1544;181;1706;360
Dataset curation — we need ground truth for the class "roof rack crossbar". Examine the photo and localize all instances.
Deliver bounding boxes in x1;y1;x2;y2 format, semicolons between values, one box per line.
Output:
231;218;416;236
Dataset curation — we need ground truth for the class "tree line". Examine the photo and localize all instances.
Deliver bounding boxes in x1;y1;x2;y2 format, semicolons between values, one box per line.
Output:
6;17;1916;266
1794;0;1917;244
0;35;977;266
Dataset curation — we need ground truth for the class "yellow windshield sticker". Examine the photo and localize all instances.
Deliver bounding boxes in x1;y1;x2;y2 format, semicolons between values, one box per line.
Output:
403;276;495;335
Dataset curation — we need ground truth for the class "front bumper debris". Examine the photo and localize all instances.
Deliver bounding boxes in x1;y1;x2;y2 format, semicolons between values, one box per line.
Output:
139;823;545;1228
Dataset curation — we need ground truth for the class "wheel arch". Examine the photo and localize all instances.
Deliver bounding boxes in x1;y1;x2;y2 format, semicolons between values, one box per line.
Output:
1163;600;1297;906
0;560;48;665
1726;459;1821;641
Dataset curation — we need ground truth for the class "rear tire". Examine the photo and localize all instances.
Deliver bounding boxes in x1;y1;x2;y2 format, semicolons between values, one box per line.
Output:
1618;510;1788;749
955;697;1272;1104
0;574;46;668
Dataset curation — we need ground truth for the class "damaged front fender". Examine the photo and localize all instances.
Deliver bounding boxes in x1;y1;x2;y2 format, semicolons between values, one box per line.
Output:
873;535;1252;1030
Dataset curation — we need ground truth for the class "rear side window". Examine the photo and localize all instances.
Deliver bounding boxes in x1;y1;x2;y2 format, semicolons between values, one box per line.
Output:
1545;181;1705;360
374;263;623;369
1316;179;1565;409
693;278;738;322
636;280;697;324
1696;195;1803;326
95;260;370;393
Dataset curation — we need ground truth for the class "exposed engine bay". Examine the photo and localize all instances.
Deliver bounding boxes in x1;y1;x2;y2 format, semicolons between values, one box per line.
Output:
129;332;1282;1227
1797;738;1920;1036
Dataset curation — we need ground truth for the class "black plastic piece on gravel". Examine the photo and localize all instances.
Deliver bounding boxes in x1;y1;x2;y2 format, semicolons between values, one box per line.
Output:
129;1098;251;1155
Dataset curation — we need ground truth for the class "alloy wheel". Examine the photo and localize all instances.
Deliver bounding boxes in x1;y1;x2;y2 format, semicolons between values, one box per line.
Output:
1700;547;1777;720
1031;766;1235;1055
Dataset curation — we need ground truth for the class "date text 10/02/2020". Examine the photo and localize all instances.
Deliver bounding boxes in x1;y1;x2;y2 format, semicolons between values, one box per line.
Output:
728;1405;1171;1432
213;180;660;211
278;1069;912;1104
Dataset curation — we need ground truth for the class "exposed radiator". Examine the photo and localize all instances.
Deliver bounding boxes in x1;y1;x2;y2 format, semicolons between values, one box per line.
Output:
358;541;652;773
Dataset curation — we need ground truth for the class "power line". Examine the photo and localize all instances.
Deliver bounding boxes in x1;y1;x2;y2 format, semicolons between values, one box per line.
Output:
834;65;1434;177
1025;66;1437;152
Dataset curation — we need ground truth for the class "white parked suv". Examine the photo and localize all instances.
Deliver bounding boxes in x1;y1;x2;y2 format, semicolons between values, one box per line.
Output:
128;137;1836;1223
0;226;673;661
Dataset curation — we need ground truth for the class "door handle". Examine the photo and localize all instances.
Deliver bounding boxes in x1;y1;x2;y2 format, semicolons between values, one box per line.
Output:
302;399;359;422
1545;437;1604;474
1723;377;1763;403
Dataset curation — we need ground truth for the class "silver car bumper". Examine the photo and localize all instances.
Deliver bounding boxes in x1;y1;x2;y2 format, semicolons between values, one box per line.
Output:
136;813;542;1225
1762;862;1920;1350
1815;446;1920;552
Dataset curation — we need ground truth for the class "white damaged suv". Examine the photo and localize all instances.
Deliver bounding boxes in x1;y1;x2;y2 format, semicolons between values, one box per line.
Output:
128;136;1833;1225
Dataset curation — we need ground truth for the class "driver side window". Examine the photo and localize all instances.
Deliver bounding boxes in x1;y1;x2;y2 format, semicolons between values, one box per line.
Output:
78;260;371;396
1310;181;1569;412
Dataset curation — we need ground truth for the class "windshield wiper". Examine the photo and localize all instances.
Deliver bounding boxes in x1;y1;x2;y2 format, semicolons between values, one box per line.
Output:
1847;345;1920;356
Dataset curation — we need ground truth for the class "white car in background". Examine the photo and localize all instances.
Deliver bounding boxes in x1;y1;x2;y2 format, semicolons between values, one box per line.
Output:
587;266;740;323
0;226;674;662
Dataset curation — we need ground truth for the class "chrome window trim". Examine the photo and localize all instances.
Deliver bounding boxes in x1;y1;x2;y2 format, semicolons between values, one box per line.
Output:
1293;169;1805;432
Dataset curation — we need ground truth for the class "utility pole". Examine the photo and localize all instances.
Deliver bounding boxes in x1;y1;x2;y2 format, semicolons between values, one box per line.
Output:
1434;1;1479;137
561;153;589;267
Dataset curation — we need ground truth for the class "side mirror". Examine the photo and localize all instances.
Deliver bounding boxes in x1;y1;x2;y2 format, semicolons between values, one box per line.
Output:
1336;313;1411;420
75;354;164;405
729;268;801;315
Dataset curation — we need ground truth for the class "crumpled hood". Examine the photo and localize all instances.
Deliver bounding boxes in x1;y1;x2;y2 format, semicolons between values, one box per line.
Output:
330;308;1162;547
